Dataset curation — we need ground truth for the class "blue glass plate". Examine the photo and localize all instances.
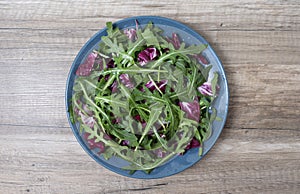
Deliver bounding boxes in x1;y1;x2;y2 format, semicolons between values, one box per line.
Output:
65;16;229;179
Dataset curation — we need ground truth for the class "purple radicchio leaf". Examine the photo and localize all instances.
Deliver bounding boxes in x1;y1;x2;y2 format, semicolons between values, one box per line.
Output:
94;56;104;70
111;81;118;93
134;115;147;128
119;74;134;89
145;80;168;92
166;33;181;50
83;133;105;153
74;100;81;115
106;59;115;68
76;53;97;76
154;149;167;158
121;140;130;146
76;103;95;129
134;115;142;122
79;112;95;129
82;104;93;116
104;74;110;81
197;82;213;96
179;97;200;122
185;138;201;150
138;47;159;66
112;117;121;124
97;59;115;83
124;28;137;41
74;101;93;120
123;19;139;41
103;133;112;140
194;53;209;65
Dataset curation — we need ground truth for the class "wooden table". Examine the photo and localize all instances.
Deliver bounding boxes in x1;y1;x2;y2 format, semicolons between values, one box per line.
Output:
1;0;299;193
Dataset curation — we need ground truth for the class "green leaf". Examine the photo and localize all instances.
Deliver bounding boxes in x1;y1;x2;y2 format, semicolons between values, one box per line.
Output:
198;146;203;156
211;72;219;97
187;64;198;98
133;74;143;85
105;22;128;42
209;107;217;123
126;31;145;56
101;36;123;54
98;64;168;76
110;128;138;144
106;22;113;36
151;44;207;68
68;104;75;124
137;104;163;145
102;146;115;160
215;116;222;121
142;28;160;48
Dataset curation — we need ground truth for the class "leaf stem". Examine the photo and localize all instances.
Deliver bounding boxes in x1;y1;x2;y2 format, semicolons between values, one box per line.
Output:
148;74;163;96
83;79;102;91
101;68;168;75
169;91;187;99
101;74;116;94
95;96;127;108
79;81;110;121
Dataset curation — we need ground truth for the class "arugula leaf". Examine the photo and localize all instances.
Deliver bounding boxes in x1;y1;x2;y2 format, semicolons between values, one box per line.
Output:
211;72;219;97
142;28;160;48
101;36;124;53
187;64;198;98
106;22;113;37
137;104;163;145
105;22;128;42
198;63;212;81
151;44;207;68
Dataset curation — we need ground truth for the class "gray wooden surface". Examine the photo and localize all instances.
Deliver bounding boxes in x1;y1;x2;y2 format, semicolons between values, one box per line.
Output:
0;0;300;193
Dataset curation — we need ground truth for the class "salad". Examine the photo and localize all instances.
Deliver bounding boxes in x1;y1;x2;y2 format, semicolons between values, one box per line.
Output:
70;21;219;173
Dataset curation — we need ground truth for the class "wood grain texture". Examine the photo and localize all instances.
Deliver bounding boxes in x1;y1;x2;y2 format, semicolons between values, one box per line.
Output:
0;0;299;193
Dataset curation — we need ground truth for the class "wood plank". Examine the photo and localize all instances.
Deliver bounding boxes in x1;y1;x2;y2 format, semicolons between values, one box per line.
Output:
0;125;299;193
1;29;299;64
0;0;299;31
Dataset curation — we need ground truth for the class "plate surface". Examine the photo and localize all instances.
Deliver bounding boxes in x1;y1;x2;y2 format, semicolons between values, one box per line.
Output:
65;16;229;179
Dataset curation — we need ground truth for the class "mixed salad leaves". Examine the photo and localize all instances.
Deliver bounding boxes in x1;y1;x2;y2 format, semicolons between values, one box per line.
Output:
70;21;219;173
